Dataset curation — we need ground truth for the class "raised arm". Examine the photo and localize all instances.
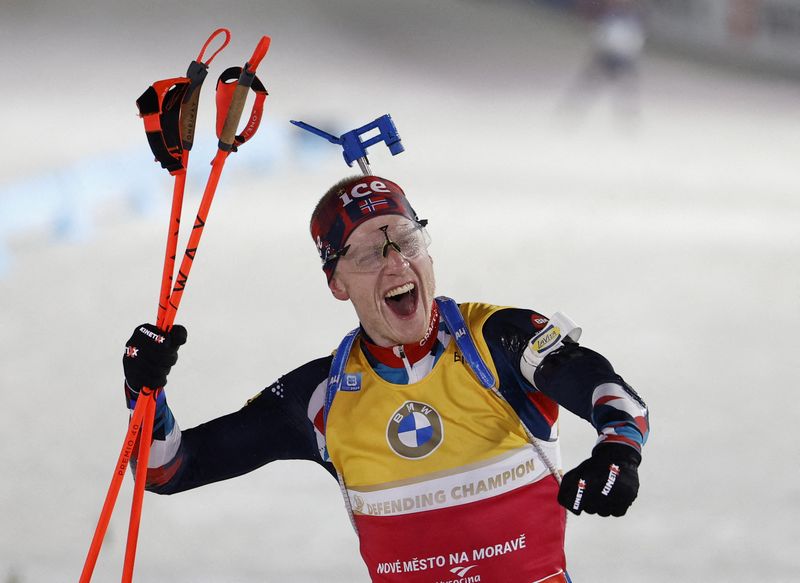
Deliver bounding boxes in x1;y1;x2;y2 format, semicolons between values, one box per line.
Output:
122;324;335;495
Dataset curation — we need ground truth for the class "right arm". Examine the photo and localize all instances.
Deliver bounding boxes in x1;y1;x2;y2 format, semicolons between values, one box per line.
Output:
122;324;336;494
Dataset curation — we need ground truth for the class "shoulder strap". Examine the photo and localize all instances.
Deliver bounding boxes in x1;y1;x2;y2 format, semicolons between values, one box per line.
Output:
435;296;496;389
439;296;566;483
323;327;360;428
323;298;498;427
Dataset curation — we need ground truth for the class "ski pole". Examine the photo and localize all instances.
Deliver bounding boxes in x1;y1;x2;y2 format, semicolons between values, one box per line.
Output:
78;395;151;583
163;35;271;326
120;34;272;583
120;391;157;583
79;29;230;583
157;28;231;328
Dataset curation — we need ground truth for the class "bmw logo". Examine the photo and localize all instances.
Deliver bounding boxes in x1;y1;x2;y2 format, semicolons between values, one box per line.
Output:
386;401;444;459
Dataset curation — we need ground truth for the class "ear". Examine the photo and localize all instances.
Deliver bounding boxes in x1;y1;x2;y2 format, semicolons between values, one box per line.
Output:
328;275;350;301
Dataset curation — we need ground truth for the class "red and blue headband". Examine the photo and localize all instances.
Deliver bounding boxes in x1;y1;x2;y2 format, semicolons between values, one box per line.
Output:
310;175;421;281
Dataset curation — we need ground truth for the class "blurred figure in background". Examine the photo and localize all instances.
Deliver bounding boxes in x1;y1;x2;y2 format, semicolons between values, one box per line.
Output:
559;0;646;121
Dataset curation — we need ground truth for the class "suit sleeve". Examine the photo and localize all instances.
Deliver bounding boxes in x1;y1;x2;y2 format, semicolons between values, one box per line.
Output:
126;356;337;495
482;308;649;452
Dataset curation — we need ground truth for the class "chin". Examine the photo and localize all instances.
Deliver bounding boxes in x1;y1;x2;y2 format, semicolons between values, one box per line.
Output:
389;310;429;345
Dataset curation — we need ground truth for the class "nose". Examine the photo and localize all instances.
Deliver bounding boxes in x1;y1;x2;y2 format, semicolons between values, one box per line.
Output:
383;246;409;273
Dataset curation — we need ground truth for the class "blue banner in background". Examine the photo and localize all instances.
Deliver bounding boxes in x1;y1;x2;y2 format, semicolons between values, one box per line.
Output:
0;121;317;279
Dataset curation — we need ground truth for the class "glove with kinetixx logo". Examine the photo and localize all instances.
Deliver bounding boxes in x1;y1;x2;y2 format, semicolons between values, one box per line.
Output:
558;443;641;517
123;323;187;394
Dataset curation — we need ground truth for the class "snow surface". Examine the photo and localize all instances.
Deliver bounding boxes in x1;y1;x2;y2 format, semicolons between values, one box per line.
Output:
1;1;799;581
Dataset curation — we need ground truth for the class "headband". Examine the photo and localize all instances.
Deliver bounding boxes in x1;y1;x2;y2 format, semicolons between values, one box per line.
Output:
310;176;421;281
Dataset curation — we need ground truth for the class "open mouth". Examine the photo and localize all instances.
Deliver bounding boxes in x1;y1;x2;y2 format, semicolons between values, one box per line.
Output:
384;282;419;318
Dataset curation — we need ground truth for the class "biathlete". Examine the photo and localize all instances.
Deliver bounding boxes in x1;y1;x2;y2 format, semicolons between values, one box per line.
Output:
123;174;650;582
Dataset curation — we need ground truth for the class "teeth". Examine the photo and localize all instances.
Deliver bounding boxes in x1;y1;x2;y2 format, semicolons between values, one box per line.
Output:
385;282;415;298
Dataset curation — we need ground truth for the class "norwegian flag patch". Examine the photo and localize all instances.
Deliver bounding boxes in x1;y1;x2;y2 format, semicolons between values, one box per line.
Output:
359;197;389;214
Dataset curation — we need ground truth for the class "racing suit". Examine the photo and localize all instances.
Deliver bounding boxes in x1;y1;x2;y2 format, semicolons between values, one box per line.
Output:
126;298;649;582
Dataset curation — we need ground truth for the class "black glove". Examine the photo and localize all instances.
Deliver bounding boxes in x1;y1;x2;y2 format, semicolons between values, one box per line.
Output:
123;323;187;393
558;443;641;517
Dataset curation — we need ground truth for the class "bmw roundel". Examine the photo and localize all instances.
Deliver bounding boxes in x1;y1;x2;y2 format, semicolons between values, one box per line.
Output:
387;401;444;459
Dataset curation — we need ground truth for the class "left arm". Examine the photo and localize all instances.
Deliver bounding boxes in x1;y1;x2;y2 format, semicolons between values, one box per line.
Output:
483;308;649;516
533;341;649;454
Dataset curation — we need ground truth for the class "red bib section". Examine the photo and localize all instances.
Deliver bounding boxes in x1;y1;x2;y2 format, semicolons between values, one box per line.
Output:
355;476;567;583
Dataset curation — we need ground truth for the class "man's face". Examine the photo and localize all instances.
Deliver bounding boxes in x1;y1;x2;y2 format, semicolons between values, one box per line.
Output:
328;214;436;347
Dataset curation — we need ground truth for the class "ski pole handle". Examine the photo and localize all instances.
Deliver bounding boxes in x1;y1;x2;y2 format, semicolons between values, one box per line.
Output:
218;35;271;149
180;74;204;150
180;28;231;150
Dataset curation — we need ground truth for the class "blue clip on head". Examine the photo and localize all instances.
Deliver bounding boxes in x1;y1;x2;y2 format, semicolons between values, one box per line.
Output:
290;114;404;175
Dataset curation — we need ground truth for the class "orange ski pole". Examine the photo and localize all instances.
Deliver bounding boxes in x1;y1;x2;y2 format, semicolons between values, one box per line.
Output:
120;34;272;583
78;394;150;582
157;28;230;327
120;390;157;583
79;29;230;583
163;35;271;327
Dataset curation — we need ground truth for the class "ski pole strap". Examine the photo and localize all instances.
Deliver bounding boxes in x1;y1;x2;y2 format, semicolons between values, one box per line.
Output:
215;35;271;151
135;29;231;173
182;28;231;150
195;27;230;67
214;66;268;151
136;77;193;174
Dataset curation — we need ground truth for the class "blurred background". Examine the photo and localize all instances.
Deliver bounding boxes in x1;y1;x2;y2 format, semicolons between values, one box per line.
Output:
1;0;798;581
